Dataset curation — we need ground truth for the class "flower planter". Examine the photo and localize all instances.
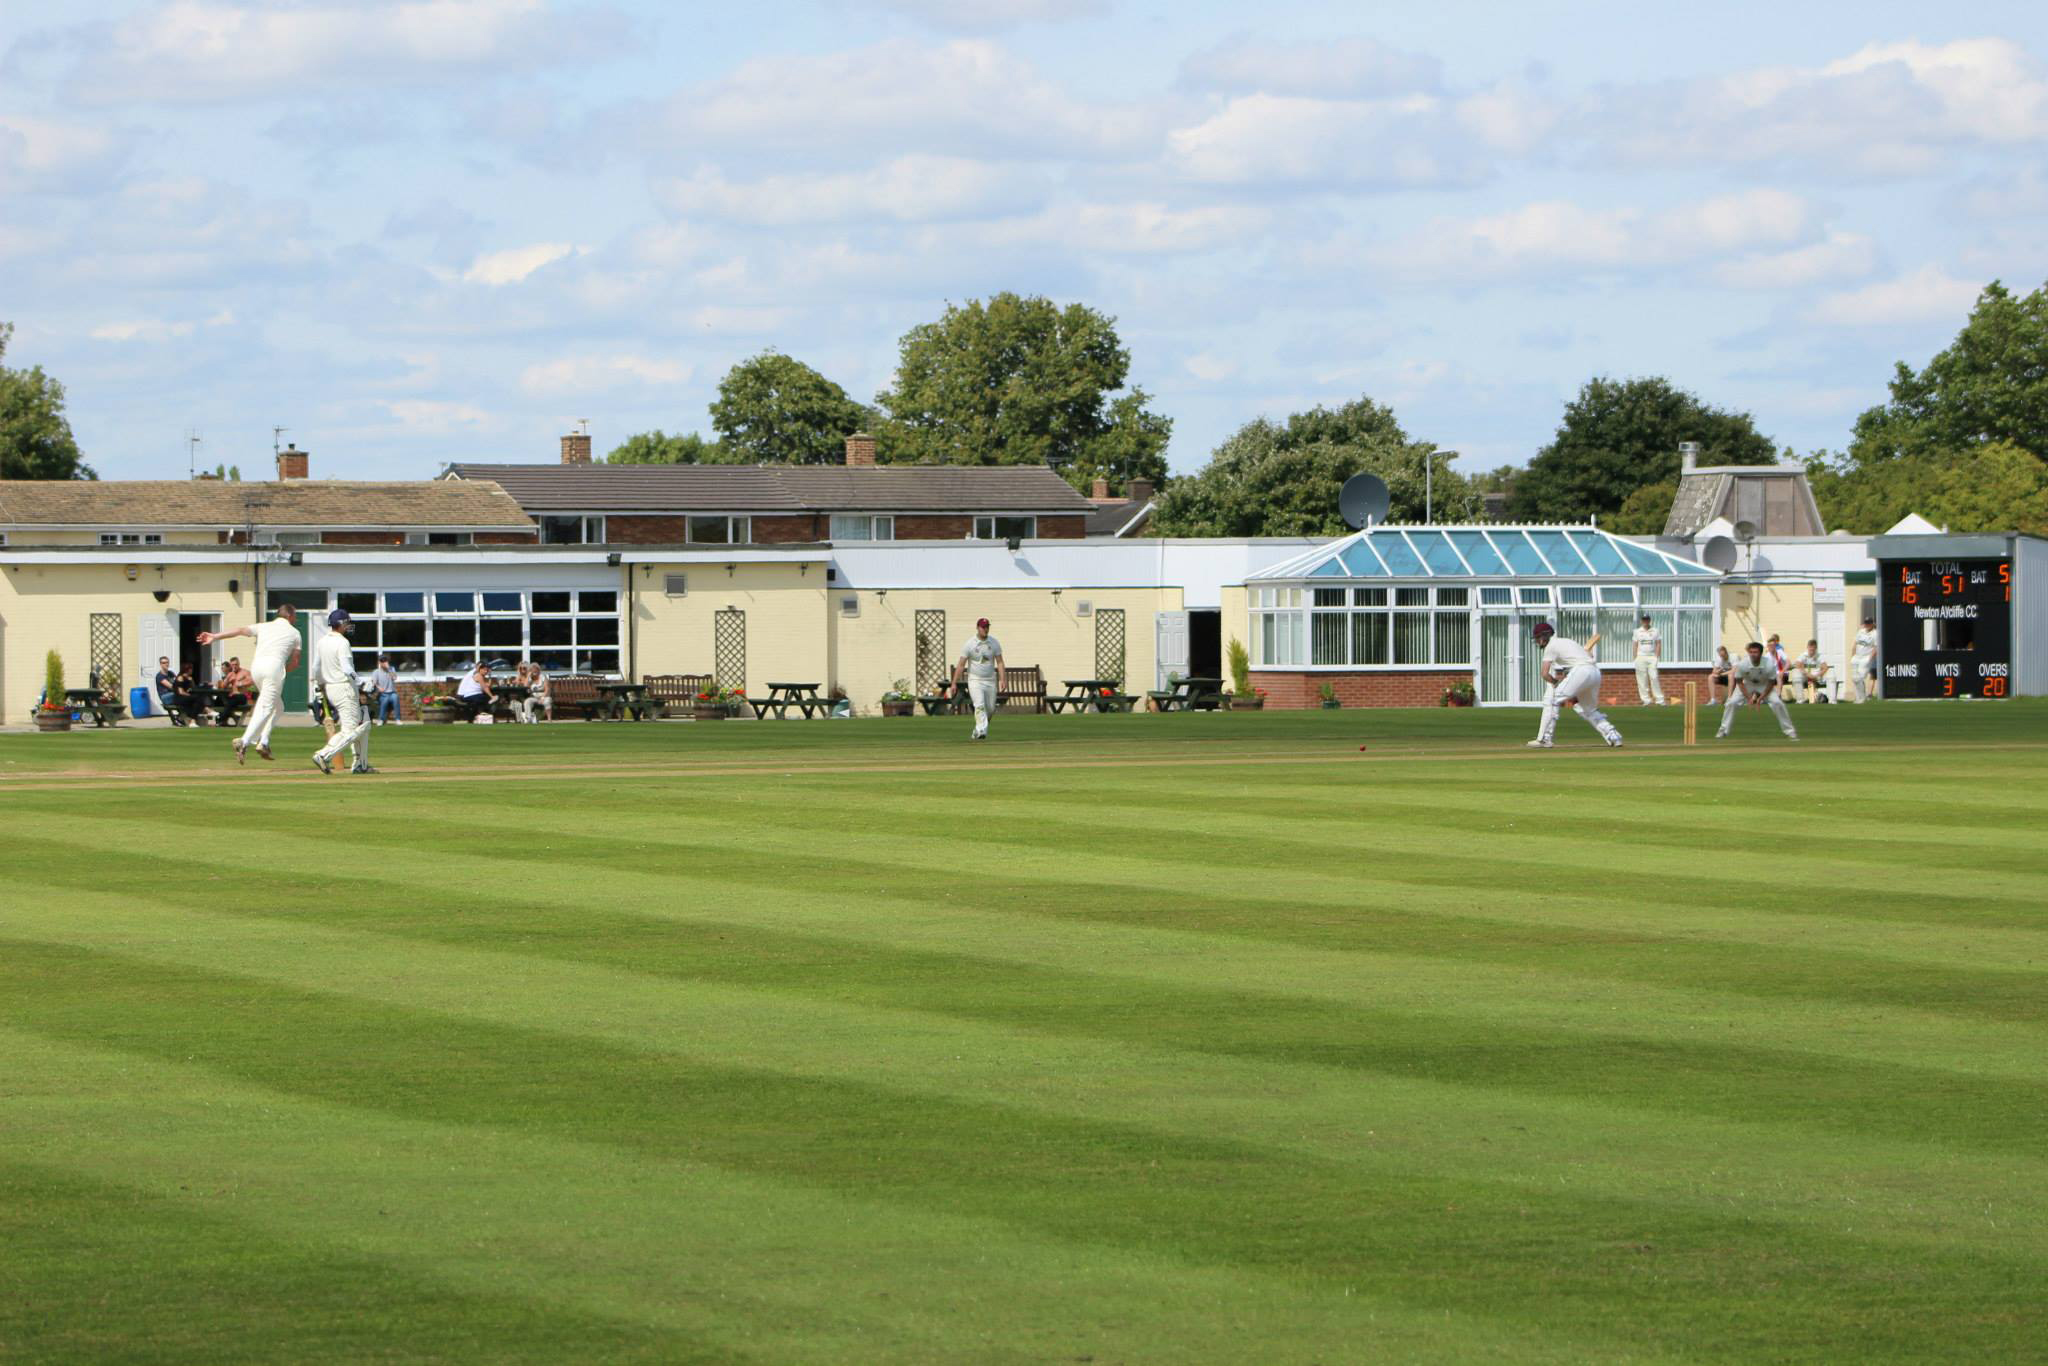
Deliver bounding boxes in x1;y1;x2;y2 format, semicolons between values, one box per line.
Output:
1443;696;1474;708
881;700;914;717
34;710;73;732
692;703;727;720
1319;699;1341;710
419;707;459;725
1230;696;1265;711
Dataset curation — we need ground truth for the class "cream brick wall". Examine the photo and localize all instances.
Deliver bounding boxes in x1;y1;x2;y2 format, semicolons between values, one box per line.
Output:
831;587;1178;714
1218;585;1250;688
631;561;830;696
1720;582;1814;656
0;562;256;717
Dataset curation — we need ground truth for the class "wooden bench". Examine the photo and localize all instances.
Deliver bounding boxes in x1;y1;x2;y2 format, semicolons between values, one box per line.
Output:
997;665;1045;714
547;674;609;721
643;674;711;717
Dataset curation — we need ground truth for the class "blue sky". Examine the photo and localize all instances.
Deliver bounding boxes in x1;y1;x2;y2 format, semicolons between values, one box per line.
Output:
3;0;2045;482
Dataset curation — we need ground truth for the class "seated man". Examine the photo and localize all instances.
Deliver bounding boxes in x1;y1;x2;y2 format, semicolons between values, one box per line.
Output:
1708;646;1735;704
1788;639;1832;703
154;655;188;726
454;662;495;721
173;662;206;724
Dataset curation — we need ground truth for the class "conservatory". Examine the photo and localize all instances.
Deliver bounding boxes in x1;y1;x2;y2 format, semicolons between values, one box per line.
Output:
1242;525;1721;707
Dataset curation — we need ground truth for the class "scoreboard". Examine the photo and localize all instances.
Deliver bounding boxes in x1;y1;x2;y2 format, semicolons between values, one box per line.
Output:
1878;558;2014;699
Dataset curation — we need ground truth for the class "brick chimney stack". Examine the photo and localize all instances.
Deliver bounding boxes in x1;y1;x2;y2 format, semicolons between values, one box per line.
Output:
1127;478;1155;504
276;446;309;480
561;432;593;465
1091;476;1112;500
845;432;876;467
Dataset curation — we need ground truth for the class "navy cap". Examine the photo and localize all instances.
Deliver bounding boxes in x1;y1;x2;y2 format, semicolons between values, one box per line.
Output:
327;608;351;628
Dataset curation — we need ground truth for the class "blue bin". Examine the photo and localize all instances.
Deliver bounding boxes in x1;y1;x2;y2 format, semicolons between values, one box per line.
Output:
131;685;154;718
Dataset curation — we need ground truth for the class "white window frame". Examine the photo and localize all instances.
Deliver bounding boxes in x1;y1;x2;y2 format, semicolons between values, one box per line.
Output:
829;514;895;542
686;515;750;545
973;515;1037;540
539;514;606;545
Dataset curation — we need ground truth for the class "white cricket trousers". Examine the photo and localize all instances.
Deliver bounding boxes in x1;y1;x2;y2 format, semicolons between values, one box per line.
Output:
1537;664;1621;745
1718;689;1797;739
967;676;997;736
1852;655;1876;702
239;665;286;751
314;682;369;768
1634;656;1662;704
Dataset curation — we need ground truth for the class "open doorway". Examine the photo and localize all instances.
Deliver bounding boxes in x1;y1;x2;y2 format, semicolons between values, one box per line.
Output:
177;614;219;684
1189;610;1221;680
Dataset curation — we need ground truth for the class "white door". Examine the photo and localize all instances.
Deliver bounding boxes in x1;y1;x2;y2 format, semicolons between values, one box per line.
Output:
1155;611;1189;688
138;611;178;684
1815;602;1845;682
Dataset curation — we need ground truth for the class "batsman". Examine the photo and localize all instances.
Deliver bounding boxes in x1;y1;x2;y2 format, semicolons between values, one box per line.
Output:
311;608;376;774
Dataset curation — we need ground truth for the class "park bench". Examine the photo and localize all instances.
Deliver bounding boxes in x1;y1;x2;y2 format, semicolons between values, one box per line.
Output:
547;674;609;721
644;674;711;717
997;665;1046;714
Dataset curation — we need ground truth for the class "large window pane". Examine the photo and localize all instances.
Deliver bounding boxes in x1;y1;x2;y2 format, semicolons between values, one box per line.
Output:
1311;612;1348;665
435;619;476;646
1395;587;1429;608
383;591;424;614
348;621;380;647
577;617;619;646
531;591;571;614
352;649;380;673
580;649;621;675
383;619;425;649
385;650;425;673
1434;610;1470;663
481;591;522;613
1676;610;1711;661
1598;607;1636;661
1558;606;1596;642
532;649;572;671
337;592;376;615
1259;612;1276;666
1394;612;1431;663
434;591;475;614
578;591;617;613
830;515;873;541
431;650;475;674
1351;612;1388;664
689;516;731;544
541;515;585;545
530;617;571;647
480;619;523;650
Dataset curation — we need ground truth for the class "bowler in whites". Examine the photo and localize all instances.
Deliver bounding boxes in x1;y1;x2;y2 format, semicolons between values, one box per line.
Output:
952;617;1003;740
1527;620;1624;749
1717;642;1799;741
197;603;300;764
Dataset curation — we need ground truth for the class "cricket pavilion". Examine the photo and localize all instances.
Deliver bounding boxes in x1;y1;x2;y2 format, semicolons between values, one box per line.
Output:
5;434;1734;718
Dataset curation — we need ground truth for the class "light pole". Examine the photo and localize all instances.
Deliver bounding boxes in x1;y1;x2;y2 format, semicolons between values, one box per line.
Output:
1424;448;1458;523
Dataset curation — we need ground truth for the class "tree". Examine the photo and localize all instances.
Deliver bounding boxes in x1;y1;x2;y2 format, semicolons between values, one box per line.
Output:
709;352;868;465
0;322;93;480
1808;442;2048;535
607;430;729;465
1605;479;1679;535
1151;397;1472;537
1507;377;1774;524
1850;279;2048;464
875;293;1170;492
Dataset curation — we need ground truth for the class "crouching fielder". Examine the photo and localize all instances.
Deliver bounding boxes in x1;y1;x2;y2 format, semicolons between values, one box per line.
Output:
198;603;300;764
952;617;1003;740
1528;620;1623;749
311;608;375;774
1717;641;1798;741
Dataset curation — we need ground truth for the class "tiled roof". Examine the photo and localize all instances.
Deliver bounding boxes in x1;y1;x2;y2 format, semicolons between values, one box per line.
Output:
0;479;534;529
1083;499;1153;536
1663;473;1728;538
443;462;1097;514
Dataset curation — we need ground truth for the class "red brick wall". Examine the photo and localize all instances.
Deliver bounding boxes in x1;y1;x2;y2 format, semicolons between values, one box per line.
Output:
895;515;971;539
754;514;825;543
1253;666;1717;708
475;531;538;544
606;515;690;544
321;531;404;545
1037;515;1085;539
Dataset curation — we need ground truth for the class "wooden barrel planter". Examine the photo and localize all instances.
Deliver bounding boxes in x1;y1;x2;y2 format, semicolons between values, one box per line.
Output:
34;709;73;732
419;705;460;725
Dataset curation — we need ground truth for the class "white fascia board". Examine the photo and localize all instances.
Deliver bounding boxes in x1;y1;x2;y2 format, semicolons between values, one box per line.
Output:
616;548;827;565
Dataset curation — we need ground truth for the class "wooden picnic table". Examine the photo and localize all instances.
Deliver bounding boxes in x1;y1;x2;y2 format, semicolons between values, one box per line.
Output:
65;688;128;727
1049;679;1133;714
1148;676;1225;712
190;686;248;726
752;681;828;719
594;681;658;721
918;683;967;715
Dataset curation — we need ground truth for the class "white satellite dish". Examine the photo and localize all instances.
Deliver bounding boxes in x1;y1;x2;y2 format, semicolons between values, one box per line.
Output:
1733;520;1759;545
1700;536;1737;573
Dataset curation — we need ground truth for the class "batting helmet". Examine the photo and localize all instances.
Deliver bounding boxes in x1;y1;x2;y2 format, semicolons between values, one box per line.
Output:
1531;621;1554;641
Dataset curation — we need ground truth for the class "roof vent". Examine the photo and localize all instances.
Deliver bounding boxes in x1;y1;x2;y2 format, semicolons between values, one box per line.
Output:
839;595;860;616
663;574;688;597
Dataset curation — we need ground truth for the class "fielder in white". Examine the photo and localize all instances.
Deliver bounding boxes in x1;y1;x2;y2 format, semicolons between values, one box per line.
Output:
1718;642;1799;741
311;608;376;774
1851;617;1879;702
198;603;301;764
1527;621;1624;749
1631;614;1664;705
951;617;1003;740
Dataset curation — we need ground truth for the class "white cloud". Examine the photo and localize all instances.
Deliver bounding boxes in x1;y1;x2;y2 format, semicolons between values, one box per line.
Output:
1183;353;1240;383
519;354;691;394
1370;189;1821;283
649;39;1157;164
1812;266;1984;327
861;0;1106;34
0;113;128;191
1165;92;1489;188
1178;35;1440;98
970;200;1271;255
658;156;1042;226
462;242;579;285
91;319;197;343
1714;232;1879;290
53;0;630;104
384;398;496;431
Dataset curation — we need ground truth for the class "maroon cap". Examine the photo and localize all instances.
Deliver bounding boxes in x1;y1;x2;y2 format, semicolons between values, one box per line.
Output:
976;617;990;629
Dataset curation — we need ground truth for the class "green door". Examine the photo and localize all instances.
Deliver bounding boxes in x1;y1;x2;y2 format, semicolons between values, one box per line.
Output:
266;590;327;712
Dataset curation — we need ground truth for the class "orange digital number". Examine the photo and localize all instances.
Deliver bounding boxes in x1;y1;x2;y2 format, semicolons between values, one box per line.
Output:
1943;676;1955;696
1902;584;1917;604
1984;678;2008;697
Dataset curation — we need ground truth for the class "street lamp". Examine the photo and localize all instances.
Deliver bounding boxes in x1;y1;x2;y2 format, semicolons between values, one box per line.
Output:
1424;449;1458;524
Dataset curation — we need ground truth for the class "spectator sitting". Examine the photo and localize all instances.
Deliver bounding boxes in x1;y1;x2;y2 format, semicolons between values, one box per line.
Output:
455;662;495;721
370;655;400;725
522;662;552;724
154;655;189;726
1766;634;1791;687
1708;646;1734;704
219;657;254;698
1789;640;1832;703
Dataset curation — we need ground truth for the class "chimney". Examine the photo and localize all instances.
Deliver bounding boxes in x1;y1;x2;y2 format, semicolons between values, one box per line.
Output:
1679;441;1701;473
1091;476;1111;500
1127;478;1155;504
561;431;593;465
845;432;876;467
276;446;309;480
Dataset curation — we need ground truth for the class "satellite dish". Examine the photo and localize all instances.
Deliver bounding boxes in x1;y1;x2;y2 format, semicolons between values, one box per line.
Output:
1339;473;1392;530
1700;535;1737;573
1733;520;1758;545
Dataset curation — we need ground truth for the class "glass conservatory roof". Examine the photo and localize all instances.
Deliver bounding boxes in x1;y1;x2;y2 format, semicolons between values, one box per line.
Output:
1249;526;1716;581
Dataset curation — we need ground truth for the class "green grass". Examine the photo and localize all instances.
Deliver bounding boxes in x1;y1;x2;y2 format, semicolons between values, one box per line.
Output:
2;703;2044;1363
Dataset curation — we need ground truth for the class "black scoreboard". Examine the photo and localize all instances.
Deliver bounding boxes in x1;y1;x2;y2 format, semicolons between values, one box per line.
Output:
1878;559;2014;698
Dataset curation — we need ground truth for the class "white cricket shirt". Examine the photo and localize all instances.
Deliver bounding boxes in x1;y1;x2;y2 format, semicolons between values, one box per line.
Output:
1733;659;1779;695
313;631;357;687
961;637;1002;680
250;617;301;673
1631;627;1661;659
1853;628;1877;658
1540;637;1595;673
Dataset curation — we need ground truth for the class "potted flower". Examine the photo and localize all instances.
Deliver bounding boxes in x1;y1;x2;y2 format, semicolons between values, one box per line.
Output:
881;679;916;717
35;650;72;732
693;683;743;719
1440;679;1477;708
416;693;463;724
1226;638;1262;709
1318;680;1341;710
